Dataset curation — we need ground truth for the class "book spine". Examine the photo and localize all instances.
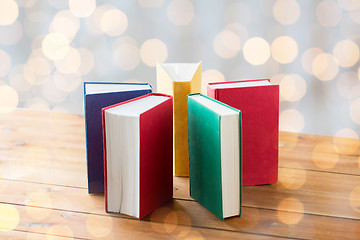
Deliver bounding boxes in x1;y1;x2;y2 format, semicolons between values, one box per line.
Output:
102;108;108;212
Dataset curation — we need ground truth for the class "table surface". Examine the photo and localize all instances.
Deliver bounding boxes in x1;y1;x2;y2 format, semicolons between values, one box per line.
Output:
0;109;360;239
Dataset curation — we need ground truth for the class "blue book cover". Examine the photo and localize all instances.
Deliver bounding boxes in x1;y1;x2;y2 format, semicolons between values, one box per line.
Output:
84;82;152;193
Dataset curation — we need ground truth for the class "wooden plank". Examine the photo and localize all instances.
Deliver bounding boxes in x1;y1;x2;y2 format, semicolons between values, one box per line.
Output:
3;203;282;240
0;229;78;240
279;132;360;175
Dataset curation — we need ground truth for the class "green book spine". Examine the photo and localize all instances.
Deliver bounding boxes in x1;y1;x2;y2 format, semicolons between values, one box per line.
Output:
188;95;224;220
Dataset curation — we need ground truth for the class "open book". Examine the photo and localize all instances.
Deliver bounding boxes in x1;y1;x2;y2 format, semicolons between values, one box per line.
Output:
102;93;173;219
157;62;201;176
187;93;242;220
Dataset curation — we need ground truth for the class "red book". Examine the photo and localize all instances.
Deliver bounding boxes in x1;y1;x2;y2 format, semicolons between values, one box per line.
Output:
207;79;279;186
102;93;173;219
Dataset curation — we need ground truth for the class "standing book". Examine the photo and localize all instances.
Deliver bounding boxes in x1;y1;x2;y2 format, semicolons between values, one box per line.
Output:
187;93;242;220
102;93;173;219
84;82;152;193
207;79;279;186
157;62;201;176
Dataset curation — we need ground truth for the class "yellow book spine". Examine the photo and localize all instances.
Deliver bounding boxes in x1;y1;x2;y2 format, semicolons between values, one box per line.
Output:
173;81;191;176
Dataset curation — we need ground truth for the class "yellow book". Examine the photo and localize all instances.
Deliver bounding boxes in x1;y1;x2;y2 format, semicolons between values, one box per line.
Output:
156;62;201;176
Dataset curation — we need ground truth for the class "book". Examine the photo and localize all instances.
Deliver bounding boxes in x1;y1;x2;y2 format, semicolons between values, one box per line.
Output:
102;93;173;219
84;82;152;193
207;79;279;186
187;93;242;220
156;62;201;176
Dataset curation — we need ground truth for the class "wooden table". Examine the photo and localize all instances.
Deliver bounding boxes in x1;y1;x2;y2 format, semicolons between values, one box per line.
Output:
0;109;360;239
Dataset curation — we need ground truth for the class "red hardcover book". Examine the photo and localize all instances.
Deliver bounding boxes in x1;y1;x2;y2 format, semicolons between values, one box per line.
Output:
102;93;173;219
207;79;279;186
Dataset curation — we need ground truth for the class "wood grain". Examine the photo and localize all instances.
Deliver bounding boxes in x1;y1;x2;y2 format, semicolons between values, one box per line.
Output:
0;109;360;239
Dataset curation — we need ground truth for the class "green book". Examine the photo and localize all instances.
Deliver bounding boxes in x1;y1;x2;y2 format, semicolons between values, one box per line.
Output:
187;93;242;220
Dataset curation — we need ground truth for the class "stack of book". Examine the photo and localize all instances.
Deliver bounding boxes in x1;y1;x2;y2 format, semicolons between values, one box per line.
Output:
83;64;279;220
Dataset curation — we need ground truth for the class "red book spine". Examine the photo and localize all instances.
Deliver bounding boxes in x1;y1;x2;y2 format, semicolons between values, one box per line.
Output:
139;97;173;219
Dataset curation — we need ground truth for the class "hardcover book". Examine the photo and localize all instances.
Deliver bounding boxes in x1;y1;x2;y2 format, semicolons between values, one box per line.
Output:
157;62;201;176
84;82;152;193
187;93;242;220
102;93;173;219
207;79;279;186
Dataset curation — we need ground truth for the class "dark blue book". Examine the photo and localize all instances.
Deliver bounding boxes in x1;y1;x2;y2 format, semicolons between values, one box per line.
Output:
84;82;152;193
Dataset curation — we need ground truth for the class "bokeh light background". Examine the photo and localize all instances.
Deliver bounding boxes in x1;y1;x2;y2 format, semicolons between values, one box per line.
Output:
0;0;360;137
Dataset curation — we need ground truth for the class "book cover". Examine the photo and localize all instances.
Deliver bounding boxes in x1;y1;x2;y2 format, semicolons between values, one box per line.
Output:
207;79;279;186
102;93;173;219
157;62;201;176
84;82;152;193
188;93;242;220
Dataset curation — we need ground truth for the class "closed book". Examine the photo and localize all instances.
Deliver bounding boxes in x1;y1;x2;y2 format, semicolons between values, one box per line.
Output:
207;79;279;186
157;62;201;176
188;93;242;220
84;82;152;193
102;93;173;219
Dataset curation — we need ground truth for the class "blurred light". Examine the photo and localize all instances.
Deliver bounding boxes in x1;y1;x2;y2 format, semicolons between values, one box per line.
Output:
69;0;96;18
312;53;339;81
349;186;360;213
280;109;304;132
273;0;301;25
201;69;225;94
350;98;360;125
42;33;70;61
333;40;359;67
17;0;36;8
49;10;80;41
0;21;23;45
101;9;128;36
0;0;19;26
336;71;360;99
54;47;81;74
280;74;307;102
42;78;68;103
78;48;94;76
213;30;241;59
0;204;19;231
316;0;343;27
9;65;32;92
86;215;113;238
140;38;168;67
271;36;298;64
271;74;286;101
27;57;52;77
85;4;114;35
0;50;11;77
138;0;164;8
277;198;304;225
224;2;252;26
48;0;68;9
333;128;360;155
114;43;140;71
25;191;52;220
46;225;74;240
24;97;50;111
312;141;339;169
279;163;307;190
301;48;323;74
167;0;194;26
0;85;19;114
243;37;270;65
337;0;360;11
53;71;81;93
224;23;249;47
349;8;360;24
